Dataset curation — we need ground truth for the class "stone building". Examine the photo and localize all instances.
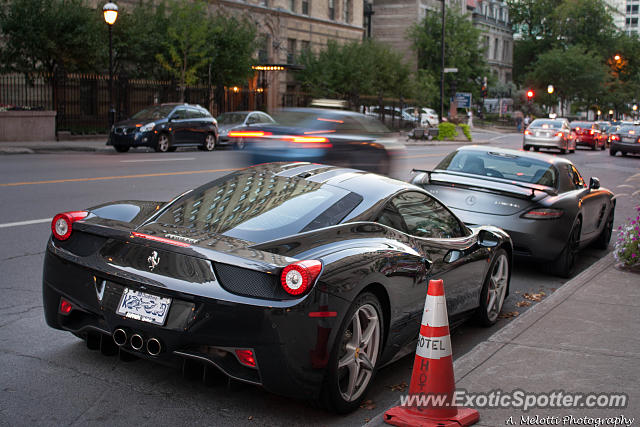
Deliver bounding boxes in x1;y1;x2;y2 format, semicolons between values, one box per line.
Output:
469;0;513;84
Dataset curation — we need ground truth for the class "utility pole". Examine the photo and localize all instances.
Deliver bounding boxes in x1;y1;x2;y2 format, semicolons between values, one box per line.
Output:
439;0;445;121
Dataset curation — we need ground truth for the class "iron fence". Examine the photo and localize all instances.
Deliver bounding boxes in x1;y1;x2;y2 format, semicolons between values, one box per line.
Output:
0;72;257;134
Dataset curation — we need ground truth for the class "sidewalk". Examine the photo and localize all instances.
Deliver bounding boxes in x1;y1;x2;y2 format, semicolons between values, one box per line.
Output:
368;253;639;426
0;136;111;154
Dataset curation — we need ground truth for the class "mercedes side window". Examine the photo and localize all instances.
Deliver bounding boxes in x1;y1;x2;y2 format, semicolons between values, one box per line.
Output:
391;192;466;239
566;165;586;190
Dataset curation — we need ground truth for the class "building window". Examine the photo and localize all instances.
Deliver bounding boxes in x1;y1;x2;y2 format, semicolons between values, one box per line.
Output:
301;40;310;52
329;0;335;20
632;17;639;26
493;38;499;60
290;0;296;12
287;38;297;64
302;0;309;15
261;0;269;6
258;34;270;63
343;0;352;22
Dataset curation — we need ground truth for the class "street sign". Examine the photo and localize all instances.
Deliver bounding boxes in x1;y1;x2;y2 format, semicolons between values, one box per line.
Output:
443;68;458;73
453;92;472;108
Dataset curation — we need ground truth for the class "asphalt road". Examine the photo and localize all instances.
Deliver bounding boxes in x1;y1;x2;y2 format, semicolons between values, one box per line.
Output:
1;130;638;426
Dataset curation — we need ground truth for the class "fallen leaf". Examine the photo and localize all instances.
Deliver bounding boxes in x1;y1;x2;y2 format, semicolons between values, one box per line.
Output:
389;381;408;392
248;416;253;421
498;311;519;319
364;419;371;423
360;399;376;410
516;301;531;307
523;292;545;302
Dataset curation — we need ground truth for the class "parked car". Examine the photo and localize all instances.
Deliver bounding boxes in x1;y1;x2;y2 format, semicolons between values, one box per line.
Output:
523;118;576;154
366;106;415;129
230;108;405;175
107;103;218;153
43;162;511;413
569;121;606;150
216;111;276;149
402;107;439;127
609;125;640;157
410;146;615;277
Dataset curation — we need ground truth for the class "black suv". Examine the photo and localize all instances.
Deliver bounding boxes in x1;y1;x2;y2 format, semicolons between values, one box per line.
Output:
108;103;218;152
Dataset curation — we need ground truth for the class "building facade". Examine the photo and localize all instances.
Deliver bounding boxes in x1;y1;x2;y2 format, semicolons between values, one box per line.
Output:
469;0;513;84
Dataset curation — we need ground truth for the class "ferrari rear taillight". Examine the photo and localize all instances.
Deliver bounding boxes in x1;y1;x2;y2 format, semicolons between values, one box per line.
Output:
228;131;272;138
51;211;89;241
234;349;257;368
281;260;322;296
59;298;73;315
522;208;564;219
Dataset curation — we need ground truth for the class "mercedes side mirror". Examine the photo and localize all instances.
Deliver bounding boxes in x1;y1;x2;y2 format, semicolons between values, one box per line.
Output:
589;177;600;190
478;229;500;248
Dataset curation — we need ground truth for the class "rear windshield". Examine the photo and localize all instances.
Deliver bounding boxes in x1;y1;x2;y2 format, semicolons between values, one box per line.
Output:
571;122;592;128
530;119;563;129
436;151;559;188
216;112;248;125
620;126;640;133
131;105;175;120
155;170;363;242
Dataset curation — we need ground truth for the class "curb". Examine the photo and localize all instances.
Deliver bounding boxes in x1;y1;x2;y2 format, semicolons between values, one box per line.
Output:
364;253;616;427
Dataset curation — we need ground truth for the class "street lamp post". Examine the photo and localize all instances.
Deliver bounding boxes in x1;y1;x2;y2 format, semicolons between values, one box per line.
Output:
439;0;445;122
103;2;118;128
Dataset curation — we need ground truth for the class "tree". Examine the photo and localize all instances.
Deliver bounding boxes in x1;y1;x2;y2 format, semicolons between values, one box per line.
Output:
297;39;411;106
155;0;211;101
524;45;609;114
550;0;617;51
0;0;103;73
409;7;488;107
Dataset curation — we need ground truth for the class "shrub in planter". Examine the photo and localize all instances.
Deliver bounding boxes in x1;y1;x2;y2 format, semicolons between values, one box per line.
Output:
459;123;472;141
436;122;458;140
613;206;640;270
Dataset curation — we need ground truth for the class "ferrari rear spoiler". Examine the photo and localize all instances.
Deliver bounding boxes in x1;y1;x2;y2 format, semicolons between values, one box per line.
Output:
411;169;557;199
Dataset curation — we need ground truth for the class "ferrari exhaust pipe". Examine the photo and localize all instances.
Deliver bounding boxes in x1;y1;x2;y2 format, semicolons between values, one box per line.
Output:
146;338;162;356
130;334;144;351
113;329;127;346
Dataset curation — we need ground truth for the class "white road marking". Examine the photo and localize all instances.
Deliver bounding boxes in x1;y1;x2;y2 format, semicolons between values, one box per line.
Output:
0;218;51;229
120;157;195;163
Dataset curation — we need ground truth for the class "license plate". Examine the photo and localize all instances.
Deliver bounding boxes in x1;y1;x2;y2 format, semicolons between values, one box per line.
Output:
623;137;635;143
116;288;171;325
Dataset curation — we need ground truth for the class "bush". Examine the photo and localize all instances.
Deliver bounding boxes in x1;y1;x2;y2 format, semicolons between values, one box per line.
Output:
613;206;640;268
436;122;458;140
459;123;472;141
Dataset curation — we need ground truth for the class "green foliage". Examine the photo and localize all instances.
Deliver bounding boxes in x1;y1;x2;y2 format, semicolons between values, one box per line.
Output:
0;0;103;73
459;123;472;141
613;207;640;268
436;122;458;140
297;39;411;105
409;7;487;106
155;0;211;101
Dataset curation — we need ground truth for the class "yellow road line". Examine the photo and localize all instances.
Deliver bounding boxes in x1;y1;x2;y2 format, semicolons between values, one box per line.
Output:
0;168;241;187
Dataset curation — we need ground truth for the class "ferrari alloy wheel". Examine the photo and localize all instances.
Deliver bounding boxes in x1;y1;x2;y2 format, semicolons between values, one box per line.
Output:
554;220;581;278
202;133;216;151
155;133;170;152
477;249;509;326
322;293;383;413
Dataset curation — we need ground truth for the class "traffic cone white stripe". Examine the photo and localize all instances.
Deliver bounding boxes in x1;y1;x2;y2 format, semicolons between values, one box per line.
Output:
416;334;452;359
420;295;448;327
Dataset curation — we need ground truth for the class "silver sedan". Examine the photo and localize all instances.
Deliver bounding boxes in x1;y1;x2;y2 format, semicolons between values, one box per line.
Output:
523;118;576;154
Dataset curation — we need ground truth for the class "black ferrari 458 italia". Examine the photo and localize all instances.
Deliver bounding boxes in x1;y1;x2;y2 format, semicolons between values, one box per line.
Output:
43;162;512;413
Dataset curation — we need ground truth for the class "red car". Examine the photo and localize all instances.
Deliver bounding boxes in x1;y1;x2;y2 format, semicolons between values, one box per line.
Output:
570;121;606;150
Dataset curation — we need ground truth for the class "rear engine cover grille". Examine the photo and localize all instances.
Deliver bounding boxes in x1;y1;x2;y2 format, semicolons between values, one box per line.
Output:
213;263;289;300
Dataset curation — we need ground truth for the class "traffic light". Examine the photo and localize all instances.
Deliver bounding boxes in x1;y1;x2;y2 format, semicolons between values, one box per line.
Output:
526;90;534;100
481;85;487;98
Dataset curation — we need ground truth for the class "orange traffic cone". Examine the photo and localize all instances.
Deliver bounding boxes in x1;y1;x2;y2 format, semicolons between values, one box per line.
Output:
384;279;479;427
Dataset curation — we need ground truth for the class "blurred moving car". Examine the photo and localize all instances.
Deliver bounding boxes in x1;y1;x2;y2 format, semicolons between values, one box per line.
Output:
609;124;640;156
402;107;439;127
523;118;576;154
410;146;615;277
603;124;623;148
43;162;511;413
216;111;276;149
107;103;218;153
229;108;405;175
570;121;606;150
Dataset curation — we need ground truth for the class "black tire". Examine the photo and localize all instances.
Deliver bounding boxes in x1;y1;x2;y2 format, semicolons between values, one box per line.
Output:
591;143;597;151
610;148;616;156
533;146;539;152
554;219;581;278
560;148;567;154
592;205;615;250
320;292;384;414
569;148;575;153
476;248;510;326
155;133;171;152
600;143;606;151
523;145;529;151
200;133;216;151
114;145;130;153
